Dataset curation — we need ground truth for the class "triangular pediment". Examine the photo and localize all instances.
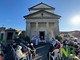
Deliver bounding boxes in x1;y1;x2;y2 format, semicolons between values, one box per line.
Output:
29;2;55;10
24;10;61;19
30;11;53;17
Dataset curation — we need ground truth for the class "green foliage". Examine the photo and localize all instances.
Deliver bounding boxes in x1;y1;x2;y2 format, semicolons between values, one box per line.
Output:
55;36;62;42
21;36;31;43
0;36;2;43
14;37;21;44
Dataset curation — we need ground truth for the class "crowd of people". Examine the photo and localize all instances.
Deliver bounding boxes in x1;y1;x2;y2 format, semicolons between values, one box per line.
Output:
62;39;80;60
0;44;4;60
12;40;36;60
0;36;80;60
0;36;36;60
48;38;80;60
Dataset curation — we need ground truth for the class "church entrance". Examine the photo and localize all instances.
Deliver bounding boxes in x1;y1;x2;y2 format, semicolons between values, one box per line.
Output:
39;31;45;42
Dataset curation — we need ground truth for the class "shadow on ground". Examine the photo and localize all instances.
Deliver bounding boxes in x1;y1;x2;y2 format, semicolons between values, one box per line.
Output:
35;43;50;60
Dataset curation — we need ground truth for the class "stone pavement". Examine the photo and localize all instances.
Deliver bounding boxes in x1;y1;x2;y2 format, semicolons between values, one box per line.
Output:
34;43;50;60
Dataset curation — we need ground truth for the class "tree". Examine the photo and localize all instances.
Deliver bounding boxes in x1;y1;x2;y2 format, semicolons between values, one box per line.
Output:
55;36;62;42
19;35;31;43
23;36;31;43
0;36;3;43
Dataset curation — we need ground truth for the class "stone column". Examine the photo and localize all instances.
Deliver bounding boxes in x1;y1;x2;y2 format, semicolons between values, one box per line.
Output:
57;22;59;35
36;22;39;37
46;22;49;42
54;22;59;37
12;32;15;40
26;22;28;36
54;23;56;38
5;32;7;45
25;21;27;36
26;22;30;37
36;22;39;45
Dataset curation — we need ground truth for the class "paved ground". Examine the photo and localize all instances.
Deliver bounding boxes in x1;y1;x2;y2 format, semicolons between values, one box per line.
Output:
34;43;50;60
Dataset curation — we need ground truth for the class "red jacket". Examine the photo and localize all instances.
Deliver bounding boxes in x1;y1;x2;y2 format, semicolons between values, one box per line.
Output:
56;43;61;49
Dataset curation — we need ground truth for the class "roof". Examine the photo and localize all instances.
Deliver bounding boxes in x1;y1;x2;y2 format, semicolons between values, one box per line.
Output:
0;27;6;30
6;28;16;31
29;2;55;11
24;10;61;19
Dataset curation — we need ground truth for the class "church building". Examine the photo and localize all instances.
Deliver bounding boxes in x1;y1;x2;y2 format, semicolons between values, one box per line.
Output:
24;2;61;42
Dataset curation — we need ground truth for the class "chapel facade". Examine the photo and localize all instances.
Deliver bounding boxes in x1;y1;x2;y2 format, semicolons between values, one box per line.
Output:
24;2;61;42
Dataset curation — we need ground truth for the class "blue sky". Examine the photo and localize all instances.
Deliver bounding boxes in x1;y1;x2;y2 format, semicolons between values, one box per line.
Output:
0;0;80;31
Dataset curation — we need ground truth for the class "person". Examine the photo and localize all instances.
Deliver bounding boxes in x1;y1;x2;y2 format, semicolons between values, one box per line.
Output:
0;50;4;60
29;43;36;59
35;36;39;45
68;54;79;60
48;38;59;60
12;42;17;49
0;56;3;60
31;36;36;45
16;45;25;60
51;38;57;47
77;52;80;59
73;57;79;60
41;36;44;40
51;40;61;60
21;46;29;60
56;41;61;49
50;49;60;60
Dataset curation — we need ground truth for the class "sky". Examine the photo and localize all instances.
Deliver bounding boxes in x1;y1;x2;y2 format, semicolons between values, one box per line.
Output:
0;0;80;31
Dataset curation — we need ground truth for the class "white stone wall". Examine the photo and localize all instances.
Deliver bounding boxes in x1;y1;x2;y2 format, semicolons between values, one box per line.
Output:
26;21;58;42
45;10;54;13
38;23;46;31
25;3;60;43
31;12;53;17
30;10;39;13
33;4;50;8
49;23;55;40
26;19;58;23
30;10;54;13
0;30;5;41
